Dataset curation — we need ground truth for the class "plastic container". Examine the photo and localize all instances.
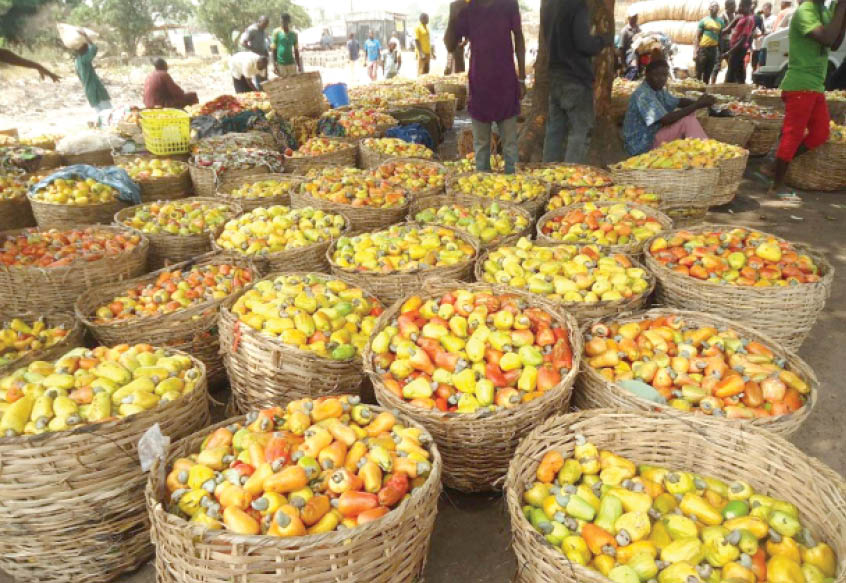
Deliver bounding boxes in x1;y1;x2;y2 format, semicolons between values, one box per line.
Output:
323;83;350;108
140;109;190;155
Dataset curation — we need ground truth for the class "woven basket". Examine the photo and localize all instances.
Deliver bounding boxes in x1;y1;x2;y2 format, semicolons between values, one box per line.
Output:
60;148;114;166
706;82;753;99
366;280;582;492
0;351;209;583
0;225;149;315
407;193;533;251
75;253;255;384
744;117;782;156
0;194;36;232
215;172;302;212
517;162;614;195
433;80;467;110
358;141;436;170
127;168;192;203
751;92;785;110
212;213;350;276
535;201;673;256
713;150;749;205
189;164;272;198
285;141;358;175
146;403;441;583
473;248;656;324
446;175;551;219
505;408;846;583
702;115;755;147
28;193;129;230
827;98;846;123
114;197;241;270
660;203;709;227
376;157;448;200
264;71;325;119
608;164;721;208
291;188;409;236
435;94;457;130
786;140;846;192
644;224;833;350
609;94;631;122
574;308;818;437
0;311;84;377
218;271;382;411
327;223;480;306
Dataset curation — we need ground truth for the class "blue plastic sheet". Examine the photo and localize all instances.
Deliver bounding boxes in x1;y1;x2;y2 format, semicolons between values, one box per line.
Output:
29;164;141;206
385;123;434;150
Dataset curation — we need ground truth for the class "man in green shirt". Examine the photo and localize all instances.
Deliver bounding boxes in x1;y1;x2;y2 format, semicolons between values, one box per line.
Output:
270;13;302;77
75;35;111;112
765;0;846;197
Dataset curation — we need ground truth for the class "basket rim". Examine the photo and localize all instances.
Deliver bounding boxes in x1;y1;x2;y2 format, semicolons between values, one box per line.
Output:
215;172;303;199
26;189;124;210
608;161;725;174
287;138;357;159
358;138;438;161
515;162;615;188
113;196;241;239
295;177;411;215
578;307;819;427
643;223;835;294
146;399;443;546
0;311;83;375
326;222;481;279
0;347;206;445
365;281;583;424
445;173;550;205
114;159;189;183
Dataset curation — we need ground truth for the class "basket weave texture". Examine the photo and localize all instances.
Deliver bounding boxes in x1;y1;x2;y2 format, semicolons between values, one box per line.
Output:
264;71;325;119
0;311;84;377
366;280;582;492
743;116;782;156
135;170;192;202
285;141;358;175
0;225;149;315
291;188;409;236
433;80;467;110
0;352;209;583
215;172;302;212
60;148;114;166
28;193;129;230
751;92;785;110
702;116;755;147
446;175;551;219
574;308;819;437
327;222;480;306
608;164;721;208
189;164;272;198
146;404;442;583
785;141;846;192
505;408;846;583
713;149;749;205
434;94;457;129
644;224;833;350
358;141;435;170
0;195;36;232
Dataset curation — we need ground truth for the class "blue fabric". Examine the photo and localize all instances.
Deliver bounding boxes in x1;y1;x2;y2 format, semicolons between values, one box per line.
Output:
622;82;681;156
29;164;141;205
385;124;434;150
364;38;381;62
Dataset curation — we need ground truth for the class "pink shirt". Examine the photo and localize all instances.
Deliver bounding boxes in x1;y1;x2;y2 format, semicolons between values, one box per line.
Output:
731;14;757;48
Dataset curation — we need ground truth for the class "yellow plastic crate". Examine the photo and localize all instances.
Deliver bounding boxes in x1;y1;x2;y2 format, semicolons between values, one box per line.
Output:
140;109;190;155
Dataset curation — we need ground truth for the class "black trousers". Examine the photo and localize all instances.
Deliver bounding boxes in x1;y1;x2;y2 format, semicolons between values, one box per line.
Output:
725;50;747;84
233;76;252;94
697;46;718;83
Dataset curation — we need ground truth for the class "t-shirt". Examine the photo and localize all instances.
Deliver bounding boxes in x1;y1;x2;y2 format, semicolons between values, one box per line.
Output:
347;38;360;60
364;38;381;62
622;81;681;155
781;1;832;92
271;28;297;65
229;51;265;79
415;23;431;56
241;23;268;55
730;14;757;48
698;16;725;47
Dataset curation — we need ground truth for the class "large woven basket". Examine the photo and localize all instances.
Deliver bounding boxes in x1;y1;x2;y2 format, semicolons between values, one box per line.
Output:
366;281;581;492
575;308;818;437
264;71;325;119
0;194;36;232
474;247;656;324
608;164;721;208
609;94;631;122
121;163;192;202
713;149;749;205
505;408;846;583
702;115;755;147
358;141;436;170
212;212;350;276
146;403;442;583
535;201;673;256
291;188;409;236
434;94;457;129
744;116;782;156
0;225;149;315
751;92;785;110
218;271;381;411
215;172;302;212
28;193;129;230
0;311;84;377
328;122;396;146
0;351;209;583
644;224;833;350
446;175;552;219
376;157;448;200
408;193;533;251
786;140;846;191
114;197;241;269
60;148;113;166
433;79;467;110
189;164;272;198
327;223;480;306
516;162;614;195
285;141;358;175
706;82;754;99
75;253;256;383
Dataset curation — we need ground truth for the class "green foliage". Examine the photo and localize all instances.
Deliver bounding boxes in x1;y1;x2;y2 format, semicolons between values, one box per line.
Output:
0;0;52;45
197;0;311;53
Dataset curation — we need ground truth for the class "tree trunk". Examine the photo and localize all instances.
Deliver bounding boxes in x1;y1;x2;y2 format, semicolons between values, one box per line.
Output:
517;0;551;162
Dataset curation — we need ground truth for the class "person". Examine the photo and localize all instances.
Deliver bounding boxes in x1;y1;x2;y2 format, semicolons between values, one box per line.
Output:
320;29;332;50
712;0;737;83
764;0;846;198
241;16;269;56
445;0;526;174
75;35;111;112
622;59;715;156
774;0;793;28
143;58;198;109
230;52;268;93
542;0;614;163
383;38;402;79
723;0;756;83
695;2;725;83
270;13;302;77
0;49;60;82
751;2;773;70
415;13;435;75
619;12;641;77
364;31;382;81
347;33;360;80
444;40;467;75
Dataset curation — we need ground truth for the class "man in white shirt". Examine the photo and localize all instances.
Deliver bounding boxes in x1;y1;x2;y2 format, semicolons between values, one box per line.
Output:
230;51;268;93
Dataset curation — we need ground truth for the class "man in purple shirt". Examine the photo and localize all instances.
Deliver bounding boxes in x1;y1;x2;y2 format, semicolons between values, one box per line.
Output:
445;0;527;174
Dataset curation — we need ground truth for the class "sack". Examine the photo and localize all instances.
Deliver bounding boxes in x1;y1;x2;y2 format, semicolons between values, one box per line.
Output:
56;130;123;156
57;23;99;50
386;107;444;145
385;124;435;150
29;164;142;206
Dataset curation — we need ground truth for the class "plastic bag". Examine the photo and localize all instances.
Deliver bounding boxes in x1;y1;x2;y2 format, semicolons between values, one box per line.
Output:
29;164;142;205
55;130;124;155
57;23;99;51
385;123;435;150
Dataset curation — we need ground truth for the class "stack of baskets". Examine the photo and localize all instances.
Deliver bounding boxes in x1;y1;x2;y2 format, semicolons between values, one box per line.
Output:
215;172;302;211
264;71;326;118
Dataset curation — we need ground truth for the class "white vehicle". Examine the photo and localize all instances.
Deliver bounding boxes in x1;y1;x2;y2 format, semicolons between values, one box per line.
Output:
753;9;846;88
